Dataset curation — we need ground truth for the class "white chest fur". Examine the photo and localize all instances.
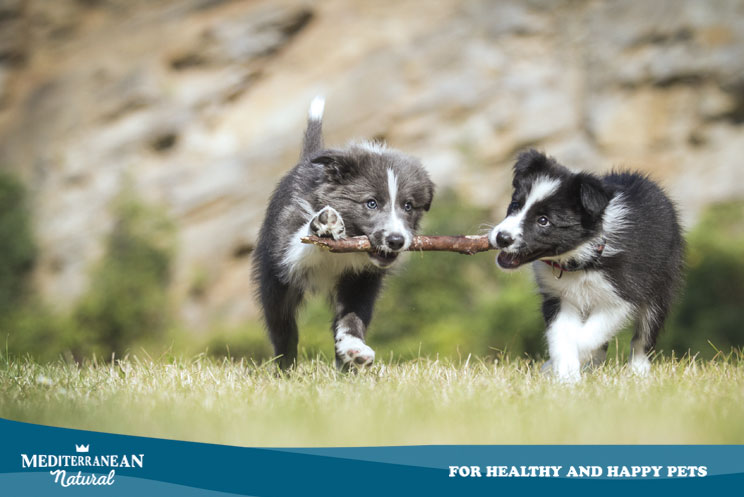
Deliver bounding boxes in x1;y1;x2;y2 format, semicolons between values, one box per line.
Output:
533;262;624;318
282;223;371;294
294;249;371;294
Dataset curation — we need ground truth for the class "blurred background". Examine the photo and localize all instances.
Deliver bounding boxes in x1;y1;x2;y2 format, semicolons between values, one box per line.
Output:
0;0;743;363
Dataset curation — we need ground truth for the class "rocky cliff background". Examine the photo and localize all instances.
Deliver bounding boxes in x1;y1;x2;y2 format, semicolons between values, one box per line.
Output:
1;0;743;338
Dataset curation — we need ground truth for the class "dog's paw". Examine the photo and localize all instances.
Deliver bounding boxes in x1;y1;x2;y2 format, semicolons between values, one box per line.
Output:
556;371;581;384
629;355;651;376
545;358;581;383
335;334;375;370
310;206;345;240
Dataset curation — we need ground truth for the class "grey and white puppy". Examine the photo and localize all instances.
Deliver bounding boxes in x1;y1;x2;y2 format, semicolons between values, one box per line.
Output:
253;97;434;369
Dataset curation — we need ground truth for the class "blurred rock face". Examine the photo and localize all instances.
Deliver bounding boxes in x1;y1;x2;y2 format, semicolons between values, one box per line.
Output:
0;0;742;327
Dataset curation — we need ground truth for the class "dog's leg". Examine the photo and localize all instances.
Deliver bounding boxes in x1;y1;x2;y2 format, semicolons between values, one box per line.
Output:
547;304;631;382
540;296;560;374
577;304;633;365
332;270;383;370
630;305;664;375
260;278;303;370
545;305;584;382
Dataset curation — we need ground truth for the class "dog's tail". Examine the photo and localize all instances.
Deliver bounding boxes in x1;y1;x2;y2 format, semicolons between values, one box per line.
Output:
301;95;325;160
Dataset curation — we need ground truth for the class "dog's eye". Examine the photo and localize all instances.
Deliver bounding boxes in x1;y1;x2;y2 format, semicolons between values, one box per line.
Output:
537;215;550;226
403;201;413;212
366;199;378;210
507;201;520;214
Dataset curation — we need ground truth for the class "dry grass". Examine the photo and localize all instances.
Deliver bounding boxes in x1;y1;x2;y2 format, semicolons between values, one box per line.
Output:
1;353;743;446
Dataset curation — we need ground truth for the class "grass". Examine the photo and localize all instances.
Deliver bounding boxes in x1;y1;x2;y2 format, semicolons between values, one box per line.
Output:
2;352;744;447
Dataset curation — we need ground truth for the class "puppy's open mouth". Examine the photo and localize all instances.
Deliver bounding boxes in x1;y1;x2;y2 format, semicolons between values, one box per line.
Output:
368;250;399;268
497;250;551;269
497;251;524;269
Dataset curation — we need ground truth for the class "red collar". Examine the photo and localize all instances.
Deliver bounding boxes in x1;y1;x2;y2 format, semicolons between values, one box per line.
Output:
541;243;606;277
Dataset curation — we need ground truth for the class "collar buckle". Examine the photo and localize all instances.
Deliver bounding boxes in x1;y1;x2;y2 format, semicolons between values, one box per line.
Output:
551;262;564;280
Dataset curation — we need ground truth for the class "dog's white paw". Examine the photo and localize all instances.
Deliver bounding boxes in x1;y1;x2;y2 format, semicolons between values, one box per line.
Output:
547;358;581;383
629;355;651;376
310;206;345;240
557;371;581;384
335;334;375;369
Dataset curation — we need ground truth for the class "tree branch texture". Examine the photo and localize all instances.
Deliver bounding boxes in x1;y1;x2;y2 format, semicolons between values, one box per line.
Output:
301;235;493;255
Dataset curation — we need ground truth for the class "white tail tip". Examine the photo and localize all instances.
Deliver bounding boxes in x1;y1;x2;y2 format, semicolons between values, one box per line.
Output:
308;95;325;121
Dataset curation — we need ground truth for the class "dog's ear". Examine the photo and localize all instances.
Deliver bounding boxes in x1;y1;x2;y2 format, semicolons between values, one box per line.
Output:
422;178;435;211
311;152;356;183
513;149;551;181
578;174;610;217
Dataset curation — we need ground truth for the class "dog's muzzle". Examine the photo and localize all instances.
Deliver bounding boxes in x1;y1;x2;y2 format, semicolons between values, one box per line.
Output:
490;228;525;269
368;232;408;268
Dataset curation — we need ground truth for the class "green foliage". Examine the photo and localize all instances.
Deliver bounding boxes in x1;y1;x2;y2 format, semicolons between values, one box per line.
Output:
74;188;175;356
0;172;36;313
2;303;85;363
659;201;744;358
202;323;274;361
3;185;176;360
0;173;66;362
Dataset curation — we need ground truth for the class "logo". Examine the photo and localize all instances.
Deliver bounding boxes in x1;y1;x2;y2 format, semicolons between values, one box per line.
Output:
20;444;144;487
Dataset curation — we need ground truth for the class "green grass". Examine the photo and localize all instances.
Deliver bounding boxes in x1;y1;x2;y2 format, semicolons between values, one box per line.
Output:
2;353;743;446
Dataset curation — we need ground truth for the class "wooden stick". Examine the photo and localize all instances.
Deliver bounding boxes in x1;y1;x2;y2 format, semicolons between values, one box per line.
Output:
300;235;494;255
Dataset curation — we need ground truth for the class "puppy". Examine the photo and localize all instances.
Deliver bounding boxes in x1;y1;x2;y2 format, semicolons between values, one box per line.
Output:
253;97;434;369
489;149;684;381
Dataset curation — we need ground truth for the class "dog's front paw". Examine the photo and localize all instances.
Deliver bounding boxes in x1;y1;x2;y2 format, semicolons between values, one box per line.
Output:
543;357;581;383
629;355;651;376
310;206;346;240
335;334;375;370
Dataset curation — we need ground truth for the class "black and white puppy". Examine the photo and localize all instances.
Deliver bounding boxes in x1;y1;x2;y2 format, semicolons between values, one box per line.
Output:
253;97;434;369
489;149;684;381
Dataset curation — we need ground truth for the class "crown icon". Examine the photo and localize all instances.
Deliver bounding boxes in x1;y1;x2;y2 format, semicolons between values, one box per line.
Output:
75;444;89;453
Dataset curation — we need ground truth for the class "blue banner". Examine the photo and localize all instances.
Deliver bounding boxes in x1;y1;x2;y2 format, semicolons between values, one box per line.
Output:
1;417;741;495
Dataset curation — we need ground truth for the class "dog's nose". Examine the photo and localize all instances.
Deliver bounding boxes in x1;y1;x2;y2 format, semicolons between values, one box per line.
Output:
496;232;514;249
385;234;405;251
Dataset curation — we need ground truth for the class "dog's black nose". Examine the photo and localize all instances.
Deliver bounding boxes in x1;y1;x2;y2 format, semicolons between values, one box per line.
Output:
386;234;405;251
496;232;514;249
